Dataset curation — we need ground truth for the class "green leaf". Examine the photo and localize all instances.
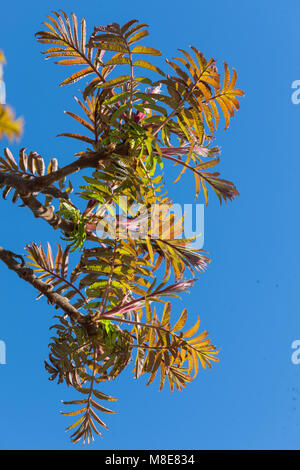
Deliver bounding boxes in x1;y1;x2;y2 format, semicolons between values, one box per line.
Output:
83;177;112;194
98;75;131;89
103;91;130;105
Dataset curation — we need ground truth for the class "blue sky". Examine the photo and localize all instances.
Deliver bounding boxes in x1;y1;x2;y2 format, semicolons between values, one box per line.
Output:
0;0;300;450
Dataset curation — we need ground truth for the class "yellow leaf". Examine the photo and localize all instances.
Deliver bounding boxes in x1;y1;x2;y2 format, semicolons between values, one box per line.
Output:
161;301;171;327
132;46;161;56
182;317;201;338
172;308;188;332
216;96;230;129
145;237;154;265
59;67;93;86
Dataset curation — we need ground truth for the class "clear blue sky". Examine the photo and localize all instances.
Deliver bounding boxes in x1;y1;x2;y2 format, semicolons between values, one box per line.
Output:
0;0;300;450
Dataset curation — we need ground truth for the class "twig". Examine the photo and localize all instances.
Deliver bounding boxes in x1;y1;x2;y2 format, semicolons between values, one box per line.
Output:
19;192;74;232
0;246;85;324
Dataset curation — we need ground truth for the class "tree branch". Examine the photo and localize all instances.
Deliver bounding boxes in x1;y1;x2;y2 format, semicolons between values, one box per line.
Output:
1;142;129;198
25;145;127;192
19;192;74;232
0;172;69;200
0;246;85;324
